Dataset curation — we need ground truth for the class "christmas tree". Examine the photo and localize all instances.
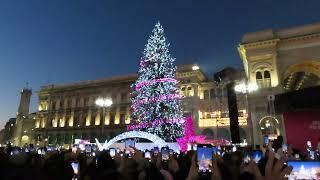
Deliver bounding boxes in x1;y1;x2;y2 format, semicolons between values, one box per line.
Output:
130;22;183;141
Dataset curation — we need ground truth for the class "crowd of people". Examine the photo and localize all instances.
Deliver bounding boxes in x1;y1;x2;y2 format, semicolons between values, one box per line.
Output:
0;139;319;180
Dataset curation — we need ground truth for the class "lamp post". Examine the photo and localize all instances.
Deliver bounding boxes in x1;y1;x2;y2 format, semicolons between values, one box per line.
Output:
95;98;113;142
234;82;258;146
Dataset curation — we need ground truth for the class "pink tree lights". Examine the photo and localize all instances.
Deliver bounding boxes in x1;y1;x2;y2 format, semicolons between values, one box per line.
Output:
176;117;206;152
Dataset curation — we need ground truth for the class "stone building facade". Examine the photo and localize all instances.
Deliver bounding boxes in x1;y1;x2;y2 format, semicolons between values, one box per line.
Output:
34;64;249;146
12;88;36;146
238;22;320;145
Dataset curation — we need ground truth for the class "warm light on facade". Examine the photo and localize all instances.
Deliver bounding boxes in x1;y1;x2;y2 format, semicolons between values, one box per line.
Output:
192;65;200;71
86;115;91;126
95;113;100;125
68;116;74;127
35;120;40;128
114;112;120;124
59;118;65;127
198;110;248;128
235;82;258;93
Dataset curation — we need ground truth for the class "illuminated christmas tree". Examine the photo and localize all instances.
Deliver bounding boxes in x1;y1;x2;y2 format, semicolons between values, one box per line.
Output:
130;22;183;141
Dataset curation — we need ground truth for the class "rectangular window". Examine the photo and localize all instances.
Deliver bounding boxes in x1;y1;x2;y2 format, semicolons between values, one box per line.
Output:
109;113;115;124
121;93;127;101
59;100;63;109
84;97;89;107
52;101;56;110
210;89;215;99
120;114;125;124
203;90;209;99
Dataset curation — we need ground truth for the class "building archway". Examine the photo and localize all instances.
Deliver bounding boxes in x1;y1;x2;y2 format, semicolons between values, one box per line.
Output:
95;131;167;150
259;116;279;140
283;61;320;91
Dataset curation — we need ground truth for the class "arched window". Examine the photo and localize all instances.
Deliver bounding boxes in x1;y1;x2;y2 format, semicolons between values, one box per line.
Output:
210;89;215;99
256;71;263;79
51;101;56;110
181;87;186;97
264;71;271;87
203;90;209;99
256;71;263;88
187;86;193;96
259;116;279;139
59;100;63;109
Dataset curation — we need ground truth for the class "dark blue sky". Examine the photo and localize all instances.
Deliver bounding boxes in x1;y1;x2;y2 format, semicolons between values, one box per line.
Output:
1;0;320;127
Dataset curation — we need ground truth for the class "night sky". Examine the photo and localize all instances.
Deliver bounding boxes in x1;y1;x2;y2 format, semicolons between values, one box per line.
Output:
1;0;320;128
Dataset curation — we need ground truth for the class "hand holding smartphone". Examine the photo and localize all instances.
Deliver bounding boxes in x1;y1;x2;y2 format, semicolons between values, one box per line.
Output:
144;151;151;159
197;144;213;174
252;150;262;163
161;147;169;161
71;162;79;175
109;148;116;158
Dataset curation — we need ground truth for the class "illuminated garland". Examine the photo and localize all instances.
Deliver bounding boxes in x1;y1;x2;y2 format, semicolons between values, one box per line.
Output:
135;78;178;91
127;118;184;130
132;94;181;109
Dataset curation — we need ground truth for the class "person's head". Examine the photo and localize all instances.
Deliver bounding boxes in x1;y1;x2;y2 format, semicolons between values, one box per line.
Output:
97;150;115;170
143;163;164;180
121;158;139;180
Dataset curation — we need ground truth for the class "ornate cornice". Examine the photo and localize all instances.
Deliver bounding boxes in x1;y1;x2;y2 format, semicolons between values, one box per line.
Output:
240;39;280;50
240;33;320;51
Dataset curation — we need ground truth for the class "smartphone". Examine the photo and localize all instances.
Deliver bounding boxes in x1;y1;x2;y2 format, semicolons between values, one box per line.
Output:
125;148;132;158
309;151;315;160
232;146;237;152
193;144;198;151
286;161;320;179
161;147;169;161
197;144;213;173
144;151;151;159
243;152;251;164
169;149;174;155
37;149;42;155
252;150;262;163
125;139;135;148
153;147;159;155
85;145;91;153
109;148;116;158
263;136;269;145
71;162;79;175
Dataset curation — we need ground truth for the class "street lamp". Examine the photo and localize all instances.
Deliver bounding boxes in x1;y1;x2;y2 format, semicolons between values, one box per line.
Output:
95;97;113;142
234;82;258;146
95;98;113;108
235;82;258;93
